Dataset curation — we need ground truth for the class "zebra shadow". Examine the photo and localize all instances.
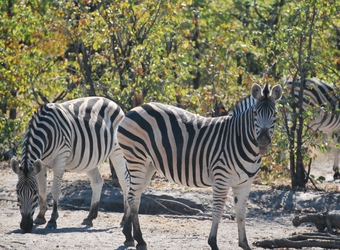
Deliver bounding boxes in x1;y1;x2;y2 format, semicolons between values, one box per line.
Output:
58;179;126;213
34;227;111;235
59;179;207;217
115;246;134;250
57;177;340;223
248;186;340;223
7;225;112;235
247;187;296;223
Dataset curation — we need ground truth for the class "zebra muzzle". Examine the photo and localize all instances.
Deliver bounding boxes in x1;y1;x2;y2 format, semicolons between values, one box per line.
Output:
258;147;267;156
257;133;271;156
20;214;33;233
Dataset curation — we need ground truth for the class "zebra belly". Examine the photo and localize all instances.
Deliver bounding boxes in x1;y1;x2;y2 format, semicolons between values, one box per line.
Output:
151;160;259;189
40;145;112;173
64;152;111;172
155;166;214;188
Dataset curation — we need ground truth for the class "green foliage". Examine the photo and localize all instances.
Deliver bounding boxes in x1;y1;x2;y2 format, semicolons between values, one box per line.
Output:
310;174;326;184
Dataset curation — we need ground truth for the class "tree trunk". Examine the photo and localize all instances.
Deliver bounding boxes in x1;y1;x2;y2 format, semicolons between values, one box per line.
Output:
80;43;96;96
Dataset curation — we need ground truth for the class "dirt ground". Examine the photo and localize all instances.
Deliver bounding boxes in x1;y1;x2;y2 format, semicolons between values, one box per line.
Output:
1;148;340;250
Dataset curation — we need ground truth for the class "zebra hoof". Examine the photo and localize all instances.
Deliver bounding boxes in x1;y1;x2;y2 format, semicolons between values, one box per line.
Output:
34;217;46;225
81;219;93;227
333;172;340;180
46;221;57;230
136;244;147;250
124;240;135;247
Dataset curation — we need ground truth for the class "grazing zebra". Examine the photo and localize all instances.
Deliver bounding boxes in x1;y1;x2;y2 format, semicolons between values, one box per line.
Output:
286;77;340;179
11;97;130;233
117;83;282;250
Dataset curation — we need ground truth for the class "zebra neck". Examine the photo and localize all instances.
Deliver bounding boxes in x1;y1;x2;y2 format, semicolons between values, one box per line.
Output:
23;114;56;163
232;110;260;158
22;132;45;164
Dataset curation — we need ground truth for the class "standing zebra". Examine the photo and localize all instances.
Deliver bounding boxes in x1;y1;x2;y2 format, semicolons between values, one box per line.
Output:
117;83;282;250
11;97;130;233
286;77;340;179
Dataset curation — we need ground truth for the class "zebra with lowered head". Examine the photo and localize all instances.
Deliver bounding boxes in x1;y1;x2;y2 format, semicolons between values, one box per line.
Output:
11;96;130;233
286;77;340;179
117;83;282;250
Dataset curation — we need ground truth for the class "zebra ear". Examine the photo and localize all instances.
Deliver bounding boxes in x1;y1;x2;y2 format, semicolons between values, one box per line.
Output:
271;85;283;101
11;157;21;174
32;159;42;175
250;84;263;100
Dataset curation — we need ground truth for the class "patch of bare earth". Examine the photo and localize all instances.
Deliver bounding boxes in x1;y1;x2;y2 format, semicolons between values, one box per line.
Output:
1;148;339;250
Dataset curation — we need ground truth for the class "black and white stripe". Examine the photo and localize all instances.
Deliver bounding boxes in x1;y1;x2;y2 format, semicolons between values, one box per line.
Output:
287;77;340;179
229;95;257;116
11;97;129;233
118;83;282;250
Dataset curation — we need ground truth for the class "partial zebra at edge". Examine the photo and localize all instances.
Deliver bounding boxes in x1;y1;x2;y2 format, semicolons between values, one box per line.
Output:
286;77;340;180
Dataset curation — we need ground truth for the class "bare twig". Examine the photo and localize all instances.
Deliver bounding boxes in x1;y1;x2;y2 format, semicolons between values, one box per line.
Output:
155;198;203;215
305;158;322;191
143;196;202;216
255;233;340;248
254;236;340;249
161;213;233;221
52;91;67;103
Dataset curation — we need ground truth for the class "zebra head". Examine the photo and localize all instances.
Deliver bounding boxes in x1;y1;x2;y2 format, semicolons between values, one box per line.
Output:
250;83;282;155
11;157;42;233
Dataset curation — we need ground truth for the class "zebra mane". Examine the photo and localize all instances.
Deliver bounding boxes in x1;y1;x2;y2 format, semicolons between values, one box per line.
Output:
21;104;49;175
262;83;270;98
228;95;256;116
22;115;35;175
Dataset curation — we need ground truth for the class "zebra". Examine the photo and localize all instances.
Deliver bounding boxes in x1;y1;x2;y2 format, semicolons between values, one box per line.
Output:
10;96;130;233
286;77;340;179
117;83;282;250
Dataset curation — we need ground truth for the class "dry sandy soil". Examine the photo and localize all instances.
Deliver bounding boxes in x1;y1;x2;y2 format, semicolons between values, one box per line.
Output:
1;149;340;250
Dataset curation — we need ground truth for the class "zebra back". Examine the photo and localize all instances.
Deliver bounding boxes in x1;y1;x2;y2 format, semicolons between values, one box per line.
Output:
21;97;124;172
287;78;339;110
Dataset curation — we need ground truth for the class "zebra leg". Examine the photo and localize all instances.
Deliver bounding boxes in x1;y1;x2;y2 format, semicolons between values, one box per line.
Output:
208;184;230;250
333;135;340;180
34;165;47;225
125;164;156;250
82;167;104;226
108;146;130;227
122;204;134;247
231;181;252;250
46;168;64;230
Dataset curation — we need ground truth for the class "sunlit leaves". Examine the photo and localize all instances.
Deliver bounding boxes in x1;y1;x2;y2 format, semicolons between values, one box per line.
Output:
0;0;339;177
